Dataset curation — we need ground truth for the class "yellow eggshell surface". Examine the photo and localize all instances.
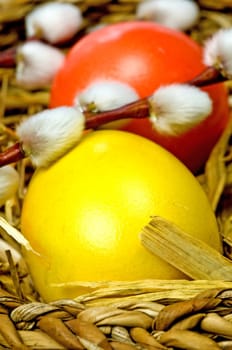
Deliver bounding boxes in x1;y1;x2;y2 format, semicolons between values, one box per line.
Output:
21;130;221;301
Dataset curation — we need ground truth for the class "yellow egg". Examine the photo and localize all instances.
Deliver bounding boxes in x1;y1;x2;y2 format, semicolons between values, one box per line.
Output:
21;130;221;301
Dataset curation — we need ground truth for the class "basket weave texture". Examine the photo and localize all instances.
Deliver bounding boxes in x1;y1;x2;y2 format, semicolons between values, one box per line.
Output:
1;0;232;349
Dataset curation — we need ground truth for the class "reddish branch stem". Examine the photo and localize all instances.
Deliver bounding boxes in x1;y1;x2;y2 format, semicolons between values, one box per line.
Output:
0;47;17;68
187;66;226;87
0;64;229;167
0;38;45;68
85;98;150;129
0;99;150;166
0;143;25;166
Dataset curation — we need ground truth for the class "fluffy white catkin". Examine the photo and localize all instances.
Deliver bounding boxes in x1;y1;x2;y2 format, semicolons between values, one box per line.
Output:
16;41;65;89
25;2;83;44
149;84;212;136
136;0;199;31
75;79;139;112
0;166;19;206
203;28;232;78
17;107;85;168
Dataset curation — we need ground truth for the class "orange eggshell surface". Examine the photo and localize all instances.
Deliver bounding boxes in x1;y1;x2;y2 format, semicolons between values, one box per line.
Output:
50;21;229;173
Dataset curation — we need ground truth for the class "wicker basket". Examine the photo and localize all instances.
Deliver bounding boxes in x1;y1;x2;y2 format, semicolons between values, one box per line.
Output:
1;1;232;349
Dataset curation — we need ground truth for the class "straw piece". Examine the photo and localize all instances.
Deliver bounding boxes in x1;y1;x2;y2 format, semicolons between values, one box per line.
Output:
202;10;232;28
215;160;232;259
0;313;29;350
51;299;85;317
16;330;66;349
73;280;232;307
0;289;22;309
155;297;221;331
66;318;112;350
11;302;61;323
5;250;24;301
159;329;221;350
78;306;124;324
0;216;37;253
204;116;232;211
140;216;232;280
127;301;164;314
130;327;166;349
77;336;106;350
98;326;111;335
218;340;232;349
38;316;84;350
110;342;136;350
200;313;232;337
199;0;232;9
136;343;168;350
96;311;153;329
2;88;50;109
170;313;206;331
0;32;18;47
111;326;134;344
0;4;33;23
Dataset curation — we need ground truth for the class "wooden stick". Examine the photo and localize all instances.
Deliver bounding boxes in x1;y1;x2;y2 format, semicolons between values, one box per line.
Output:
140;216;232;280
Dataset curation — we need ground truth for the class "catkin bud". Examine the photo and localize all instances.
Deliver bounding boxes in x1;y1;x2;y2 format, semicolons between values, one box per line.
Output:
149;84;212;135
16;41;65;89
16;106;85;168
136;0;199;31
25;2;84;44
0;166;19;206
203;28;232;78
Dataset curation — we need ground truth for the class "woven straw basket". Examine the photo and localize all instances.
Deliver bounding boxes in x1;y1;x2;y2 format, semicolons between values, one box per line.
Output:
1;1;232;349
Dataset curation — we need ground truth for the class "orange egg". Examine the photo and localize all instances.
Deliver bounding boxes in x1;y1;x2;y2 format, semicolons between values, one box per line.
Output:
50;21;229;173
